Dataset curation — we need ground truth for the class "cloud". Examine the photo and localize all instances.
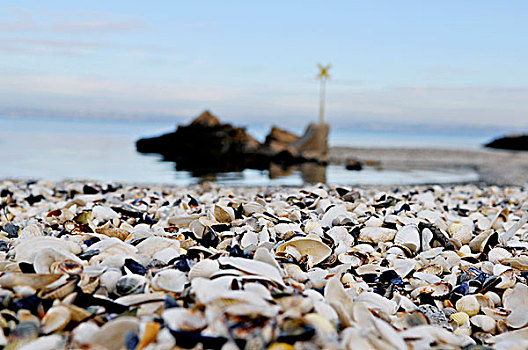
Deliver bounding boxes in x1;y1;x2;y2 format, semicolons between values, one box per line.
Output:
51;15;147;32
0;9;38;32
0;8;148;34
0;37;109;55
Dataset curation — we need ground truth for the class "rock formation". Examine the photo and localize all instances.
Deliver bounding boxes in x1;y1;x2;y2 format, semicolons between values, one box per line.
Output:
485;134;528;151
136;111;329;175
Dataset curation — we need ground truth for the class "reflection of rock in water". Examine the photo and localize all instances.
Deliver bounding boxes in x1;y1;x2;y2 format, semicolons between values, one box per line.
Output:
300;163;327;184
269;163;295;179
136;110;329;181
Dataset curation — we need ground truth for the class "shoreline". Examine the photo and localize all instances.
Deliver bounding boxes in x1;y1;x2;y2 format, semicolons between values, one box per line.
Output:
0;146;527;187
329;147;528;186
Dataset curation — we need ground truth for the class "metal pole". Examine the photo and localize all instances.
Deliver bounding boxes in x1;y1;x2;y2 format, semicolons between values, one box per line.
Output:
319;76;326;125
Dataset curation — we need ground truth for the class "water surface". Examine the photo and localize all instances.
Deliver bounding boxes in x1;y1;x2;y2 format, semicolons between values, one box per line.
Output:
0;116;492;185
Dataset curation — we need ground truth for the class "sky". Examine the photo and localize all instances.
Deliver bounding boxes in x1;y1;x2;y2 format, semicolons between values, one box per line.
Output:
0;1;527;129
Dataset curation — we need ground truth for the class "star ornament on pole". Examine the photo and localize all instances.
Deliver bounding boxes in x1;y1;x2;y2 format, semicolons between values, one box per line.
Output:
317;63;331;124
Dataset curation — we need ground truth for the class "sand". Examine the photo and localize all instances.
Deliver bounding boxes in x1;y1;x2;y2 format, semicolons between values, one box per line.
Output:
330;147;528;186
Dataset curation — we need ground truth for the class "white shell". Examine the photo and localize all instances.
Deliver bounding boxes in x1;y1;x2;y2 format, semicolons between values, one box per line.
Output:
214;205;235;223
488;247;513;264
359;227;397;243
136;237;180;257
218;256;284;286
41;306;71;334
503;283;528;328
276;236;332;268
188;259;220;281
456;295;480;316
394;224;421;251
471;315;496;333
448;223;473;245
151;269;187;293
162;308;207;331
92;206;120;220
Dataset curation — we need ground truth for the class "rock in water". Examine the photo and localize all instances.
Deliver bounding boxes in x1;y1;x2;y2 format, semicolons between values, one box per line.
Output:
485;134;528;151
136;110;329;175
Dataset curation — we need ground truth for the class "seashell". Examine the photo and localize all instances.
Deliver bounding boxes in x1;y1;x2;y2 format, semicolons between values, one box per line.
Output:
99;268;122;294
115;274;146;296
321;205;348;227
489;207;508;230
136;321;160;350
72;322;100;345
358;226;396;243
218;256;284;287
495;269;516;289
41;306;71;334
17;224;44;239
13;237;82;263
214;205;235;223
394;224;421;252
448;223;473;245
395;310;429;329
456;295;480;316
189;259;220;281
501;211;528;242
92;206;120;221
240;230;258;249
450;312;470;326
495;319;509;334
151;269;187;293
473;294;494;310
114;292;165;307
276;237;332;268
471;315;496;333
482;307;511;320
485;291;501;307
430;282;451;299
136;237;180;257
356;263;386;276
254;246;282;272
242;202;265;215
152;247;180;264
162;308;207;331
91;317;140;350
95;227;130;240
337;252;362;266
501;255;528;271
41;275;79;299
453;325;472;336
0;273;63;289
50;259;84;275
488;247;513;264
66;304;94;322
32;248;82;274
168;214;202;227
503;283;528;328
16;334;65;350
303;312;337;341
355;292;398;317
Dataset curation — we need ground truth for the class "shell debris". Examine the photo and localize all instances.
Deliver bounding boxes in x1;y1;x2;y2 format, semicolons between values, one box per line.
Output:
0;180;528;348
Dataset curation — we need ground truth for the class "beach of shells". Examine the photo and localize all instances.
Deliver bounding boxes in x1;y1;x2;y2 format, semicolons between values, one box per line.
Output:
1;180;528;349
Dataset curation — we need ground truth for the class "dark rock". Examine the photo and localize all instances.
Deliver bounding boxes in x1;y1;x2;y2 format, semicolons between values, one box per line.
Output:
345;158;363;171
485;134;528;151
136;110;329;176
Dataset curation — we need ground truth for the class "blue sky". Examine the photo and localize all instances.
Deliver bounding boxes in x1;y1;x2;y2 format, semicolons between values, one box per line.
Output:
0;1;527;129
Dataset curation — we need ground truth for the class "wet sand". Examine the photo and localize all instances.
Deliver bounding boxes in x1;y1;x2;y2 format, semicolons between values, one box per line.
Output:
330;147;528;186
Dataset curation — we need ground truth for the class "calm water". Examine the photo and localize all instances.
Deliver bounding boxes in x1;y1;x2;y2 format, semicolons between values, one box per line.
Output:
0;116;503;186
